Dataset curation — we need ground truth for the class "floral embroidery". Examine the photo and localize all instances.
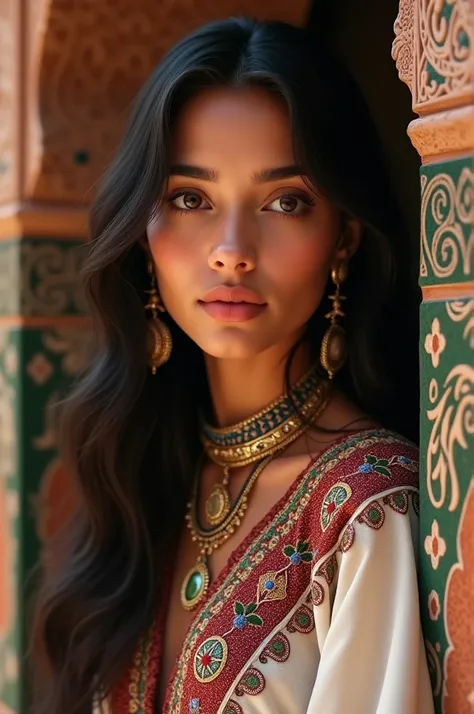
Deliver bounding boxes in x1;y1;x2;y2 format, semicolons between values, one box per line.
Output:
424;519;447;570
259;632;290;663
235;667;266;696
286;604;315;633
357;501;385;529
194;637;228;683
321;482;352;531
424;317;446;368
232;601;263;629
339;523;355;552
383;490;409;514
428;590;441;621
311;580;325;607
188;698;200;713
225;539;313;635
223;701;243;714
358;455;392;477
283;540;313;564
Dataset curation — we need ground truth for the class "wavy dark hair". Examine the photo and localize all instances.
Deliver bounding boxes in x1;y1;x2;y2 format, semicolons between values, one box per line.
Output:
30;16;419;713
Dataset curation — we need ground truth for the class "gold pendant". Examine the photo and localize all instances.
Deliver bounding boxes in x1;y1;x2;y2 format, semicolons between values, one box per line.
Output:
181;558;210;611
205;483;230;526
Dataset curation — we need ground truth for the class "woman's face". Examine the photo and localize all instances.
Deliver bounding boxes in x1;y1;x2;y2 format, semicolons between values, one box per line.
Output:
147;86;360;360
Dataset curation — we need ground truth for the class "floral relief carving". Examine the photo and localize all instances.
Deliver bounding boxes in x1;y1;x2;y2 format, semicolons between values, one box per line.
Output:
392;0;415;92
420;167;474;282
416;0;473;111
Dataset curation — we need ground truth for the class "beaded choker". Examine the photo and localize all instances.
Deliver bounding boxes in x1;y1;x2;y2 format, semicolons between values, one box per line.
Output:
202;367;330;468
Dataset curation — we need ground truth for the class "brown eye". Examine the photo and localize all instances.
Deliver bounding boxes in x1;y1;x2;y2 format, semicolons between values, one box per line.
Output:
183;193;202;209
264;193;313;216
168;191;211;211
279;196;298;213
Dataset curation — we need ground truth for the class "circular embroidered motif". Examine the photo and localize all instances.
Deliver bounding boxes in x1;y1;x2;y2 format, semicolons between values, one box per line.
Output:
235;667;266;696
223;700;243;714
311;580;325;607
357;501;385;530
320;482;352;531
383;490;409;514
194;636;228;683
287;604;315;633
259;632;290;663
316;553;337;586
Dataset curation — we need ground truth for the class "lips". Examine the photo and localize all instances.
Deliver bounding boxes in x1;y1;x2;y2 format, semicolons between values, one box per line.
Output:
198;285;267;323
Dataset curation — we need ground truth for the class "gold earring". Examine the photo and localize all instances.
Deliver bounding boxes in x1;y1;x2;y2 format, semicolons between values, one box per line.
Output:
144;260;172;373
320;261;348;379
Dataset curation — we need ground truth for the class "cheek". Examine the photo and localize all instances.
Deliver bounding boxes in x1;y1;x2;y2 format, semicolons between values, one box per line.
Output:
147;221;196;295
264;228;333;302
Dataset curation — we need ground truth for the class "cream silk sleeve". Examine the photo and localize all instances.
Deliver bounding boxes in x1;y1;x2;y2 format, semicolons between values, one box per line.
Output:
307;492;435;714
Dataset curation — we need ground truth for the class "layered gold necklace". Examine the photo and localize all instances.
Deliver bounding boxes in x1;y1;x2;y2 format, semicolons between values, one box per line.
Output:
180;368;331;611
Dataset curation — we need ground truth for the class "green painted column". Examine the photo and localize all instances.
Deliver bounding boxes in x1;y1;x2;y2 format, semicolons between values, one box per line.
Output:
392;1;473;711
0;237;93;713
418;158;473;714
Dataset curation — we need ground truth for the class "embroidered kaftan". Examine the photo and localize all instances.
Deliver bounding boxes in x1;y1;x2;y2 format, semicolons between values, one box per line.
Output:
107;429;435;714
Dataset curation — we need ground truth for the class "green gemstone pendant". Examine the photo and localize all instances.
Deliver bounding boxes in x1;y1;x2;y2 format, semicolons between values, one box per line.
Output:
181;558;210;611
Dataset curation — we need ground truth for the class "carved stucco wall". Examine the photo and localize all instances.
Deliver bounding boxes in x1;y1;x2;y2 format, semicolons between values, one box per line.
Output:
393;2;473;713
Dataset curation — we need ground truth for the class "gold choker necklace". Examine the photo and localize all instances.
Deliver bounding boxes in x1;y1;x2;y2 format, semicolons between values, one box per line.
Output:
180;369;331;611
201;370;330;527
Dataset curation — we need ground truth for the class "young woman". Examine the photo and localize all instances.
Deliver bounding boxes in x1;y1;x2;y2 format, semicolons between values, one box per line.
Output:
31;17;434;714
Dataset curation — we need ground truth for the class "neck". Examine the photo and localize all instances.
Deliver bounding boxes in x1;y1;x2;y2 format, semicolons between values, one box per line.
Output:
205;338;312;427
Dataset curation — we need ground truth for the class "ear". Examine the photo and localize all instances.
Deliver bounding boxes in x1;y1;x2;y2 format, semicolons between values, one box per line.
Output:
334;218;362;263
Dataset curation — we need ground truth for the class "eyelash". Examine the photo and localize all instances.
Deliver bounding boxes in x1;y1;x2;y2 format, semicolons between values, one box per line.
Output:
166;190;316;219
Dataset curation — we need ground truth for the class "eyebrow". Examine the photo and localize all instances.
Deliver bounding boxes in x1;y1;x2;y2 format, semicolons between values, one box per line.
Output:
169;164;305;184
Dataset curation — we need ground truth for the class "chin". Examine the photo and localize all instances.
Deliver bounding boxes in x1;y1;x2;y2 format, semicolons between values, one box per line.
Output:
193;327;274;360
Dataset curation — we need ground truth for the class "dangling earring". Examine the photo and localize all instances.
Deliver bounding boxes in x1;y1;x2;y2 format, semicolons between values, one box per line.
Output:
144;260;172;373
320;261;348;379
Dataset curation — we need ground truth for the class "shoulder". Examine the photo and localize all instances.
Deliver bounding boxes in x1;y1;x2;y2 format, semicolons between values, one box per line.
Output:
301;428;419;554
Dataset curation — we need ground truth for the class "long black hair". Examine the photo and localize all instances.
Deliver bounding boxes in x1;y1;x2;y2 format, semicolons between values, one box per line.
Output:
30;17;419;713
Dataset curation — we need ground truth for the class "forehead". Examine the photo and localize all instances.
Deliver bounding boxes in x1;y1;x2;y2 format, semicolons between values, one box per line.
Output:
170;87;295;170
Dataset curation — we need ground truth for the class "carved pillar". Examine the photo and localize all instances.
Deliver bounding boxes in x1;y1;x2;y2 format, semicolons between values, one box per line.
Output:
0;1;310;711
393;2;473;712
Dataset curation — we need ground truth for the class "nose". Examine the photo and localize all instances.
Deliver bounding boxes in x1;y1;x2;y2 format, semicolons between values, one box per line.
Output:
208;210;256;273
